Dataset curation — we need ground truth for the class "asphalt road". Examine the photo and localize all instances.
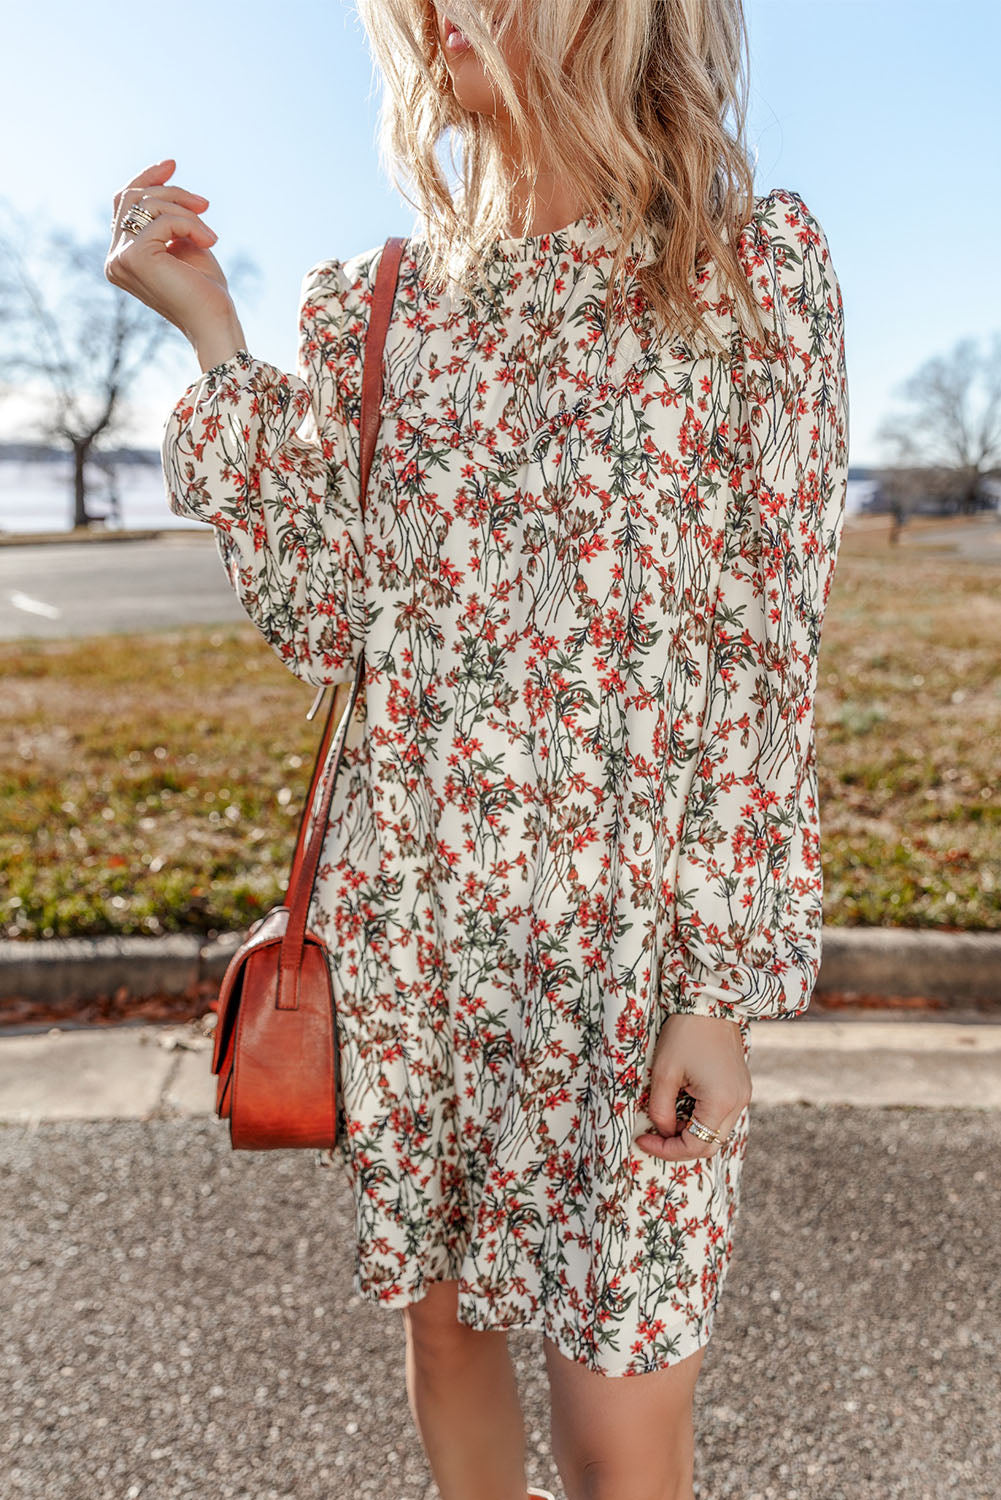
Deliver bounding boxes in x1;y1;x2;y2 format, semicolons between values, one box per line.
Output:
2;1105;998;1500
4;515;1000;644
0;534;246;640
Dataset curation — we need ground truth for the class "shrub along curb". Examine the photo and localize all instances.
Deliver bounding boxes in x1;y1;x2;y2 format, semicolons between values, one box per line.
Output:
0;926;998;1012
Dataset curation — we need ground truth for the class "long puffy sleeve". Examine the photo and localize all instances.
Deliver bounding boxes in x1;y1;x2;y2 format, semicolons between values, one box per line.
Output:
660;188;850;1024
160;256;369;687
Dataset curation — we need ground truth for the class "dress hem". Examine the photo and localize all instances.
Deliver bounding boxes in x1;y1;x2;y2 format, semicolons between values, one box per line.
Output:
348;1265;721;1379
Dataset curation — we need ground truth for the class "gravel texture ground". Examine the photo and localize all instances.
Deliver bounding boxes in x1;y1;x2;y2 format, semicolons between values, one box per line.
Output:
1;1104;997;1500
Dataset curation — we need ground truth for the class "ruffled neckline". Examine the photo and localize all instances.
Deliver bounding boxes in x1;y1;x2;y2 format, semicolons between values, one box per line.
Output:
415;195;655;295
478;194;653;268
482;196;618;261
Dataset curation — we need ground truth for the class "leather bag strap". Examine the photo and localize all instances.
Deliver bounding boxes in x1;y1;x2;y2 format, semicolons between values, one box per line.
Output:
277;235;408;1008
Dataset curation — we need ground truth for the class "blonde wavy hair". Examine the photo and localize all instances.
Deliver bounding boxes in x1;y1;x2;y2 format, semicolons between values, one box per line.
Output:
354;0;771;356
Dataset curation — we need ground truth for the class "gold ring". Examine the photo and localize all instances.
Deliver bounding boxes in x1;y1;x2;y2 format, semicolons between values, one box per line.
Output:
687;1114;721;1144
120;204;155;237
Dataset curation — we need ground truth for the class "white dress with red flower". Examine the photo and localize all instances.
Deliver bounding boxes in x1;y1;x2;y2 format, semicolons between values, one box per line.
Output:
161;187;849;1376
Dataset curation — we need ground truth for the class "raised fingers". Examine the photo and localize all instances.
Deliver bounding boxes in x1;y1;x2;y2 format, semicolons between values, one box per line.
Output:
119;184;210;219
112;159;209;221
113;158;174;213
113;195;217;251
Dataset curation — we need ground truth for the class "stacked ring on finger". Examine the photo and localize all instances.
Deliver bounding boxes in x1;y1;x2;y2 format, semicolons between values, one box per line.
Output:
688;1115;734;1146
120;204;156;237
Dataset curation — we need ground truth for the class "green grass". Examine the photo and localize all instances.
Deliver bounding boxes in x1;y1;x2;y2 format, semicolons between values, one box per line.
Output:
2;516;1000;940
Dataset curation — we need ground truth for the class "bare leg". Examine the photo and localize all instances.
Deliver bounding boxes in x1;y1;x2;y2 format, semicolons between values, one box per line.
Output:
544;1335;708;1500
403;1278;530;1500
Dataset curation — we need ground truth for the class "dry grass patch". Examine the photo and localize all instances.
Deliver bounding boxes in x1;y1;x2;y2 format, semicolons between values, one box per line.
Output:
819;518;1000;929
2;514;1000;940
3;626;325;940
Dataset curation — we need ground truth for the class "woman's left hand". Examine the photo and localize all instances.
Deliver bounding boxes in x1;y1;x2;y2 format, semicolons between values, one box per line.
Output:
635;1013;752;1161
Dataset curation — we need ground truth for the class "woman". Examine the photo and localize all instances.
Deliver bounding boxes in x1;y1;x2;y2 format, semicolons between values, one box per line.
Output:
107;1;849;1496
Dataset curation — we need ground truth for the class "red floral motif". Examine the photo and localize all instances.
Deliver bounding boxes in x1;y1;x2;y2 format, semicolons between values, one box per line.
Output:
161;186;848;1376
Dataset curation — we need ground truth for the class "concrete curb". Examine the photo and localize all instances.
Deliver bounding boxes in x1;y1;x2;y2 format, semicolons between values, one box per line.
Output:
0;526;208;547
0;925;998;1010
0;931;243;1006
816;924;1001;1004
3;1017;1000;1125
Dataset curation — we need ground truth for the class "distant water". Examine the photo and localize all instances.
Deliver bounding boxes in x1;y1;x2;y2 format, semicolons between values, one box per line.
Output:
0;456;199;535
0;455;875;536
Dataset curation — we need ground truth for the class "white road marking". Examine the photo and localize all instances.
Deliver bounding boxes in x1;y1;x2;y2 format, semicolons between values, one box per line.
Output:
8;590;62;619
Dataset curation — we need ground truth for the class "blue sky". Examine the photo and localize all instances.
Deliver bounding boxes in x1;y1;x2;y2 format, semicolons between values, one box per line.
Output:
2;0;997;466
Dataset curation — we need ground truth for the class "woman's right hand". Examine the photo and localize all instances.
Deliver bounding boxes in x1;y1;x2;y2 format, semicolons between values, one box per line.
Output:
105;158;240;349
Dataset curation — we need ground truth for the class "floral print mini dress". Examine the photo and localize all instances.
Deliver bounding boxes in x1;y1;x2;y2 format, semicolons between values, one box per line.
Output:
161;186;849;1377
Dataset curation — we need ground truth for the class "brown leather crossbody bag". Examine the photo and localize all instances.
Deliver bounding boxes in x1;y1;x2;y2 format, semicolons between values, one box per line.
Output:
210;234;407;1150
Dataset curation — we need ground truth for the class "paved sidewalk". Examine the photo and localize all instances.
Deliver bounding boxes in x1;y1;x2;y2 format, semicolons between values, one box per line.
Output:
3;1015;999;1500
1;1012;1000;1125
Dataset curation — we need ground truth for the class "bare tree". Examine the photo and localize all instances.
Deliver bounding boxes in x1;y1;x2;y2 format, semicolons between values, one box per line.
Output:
0;197;258;530
874;334;1001;517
